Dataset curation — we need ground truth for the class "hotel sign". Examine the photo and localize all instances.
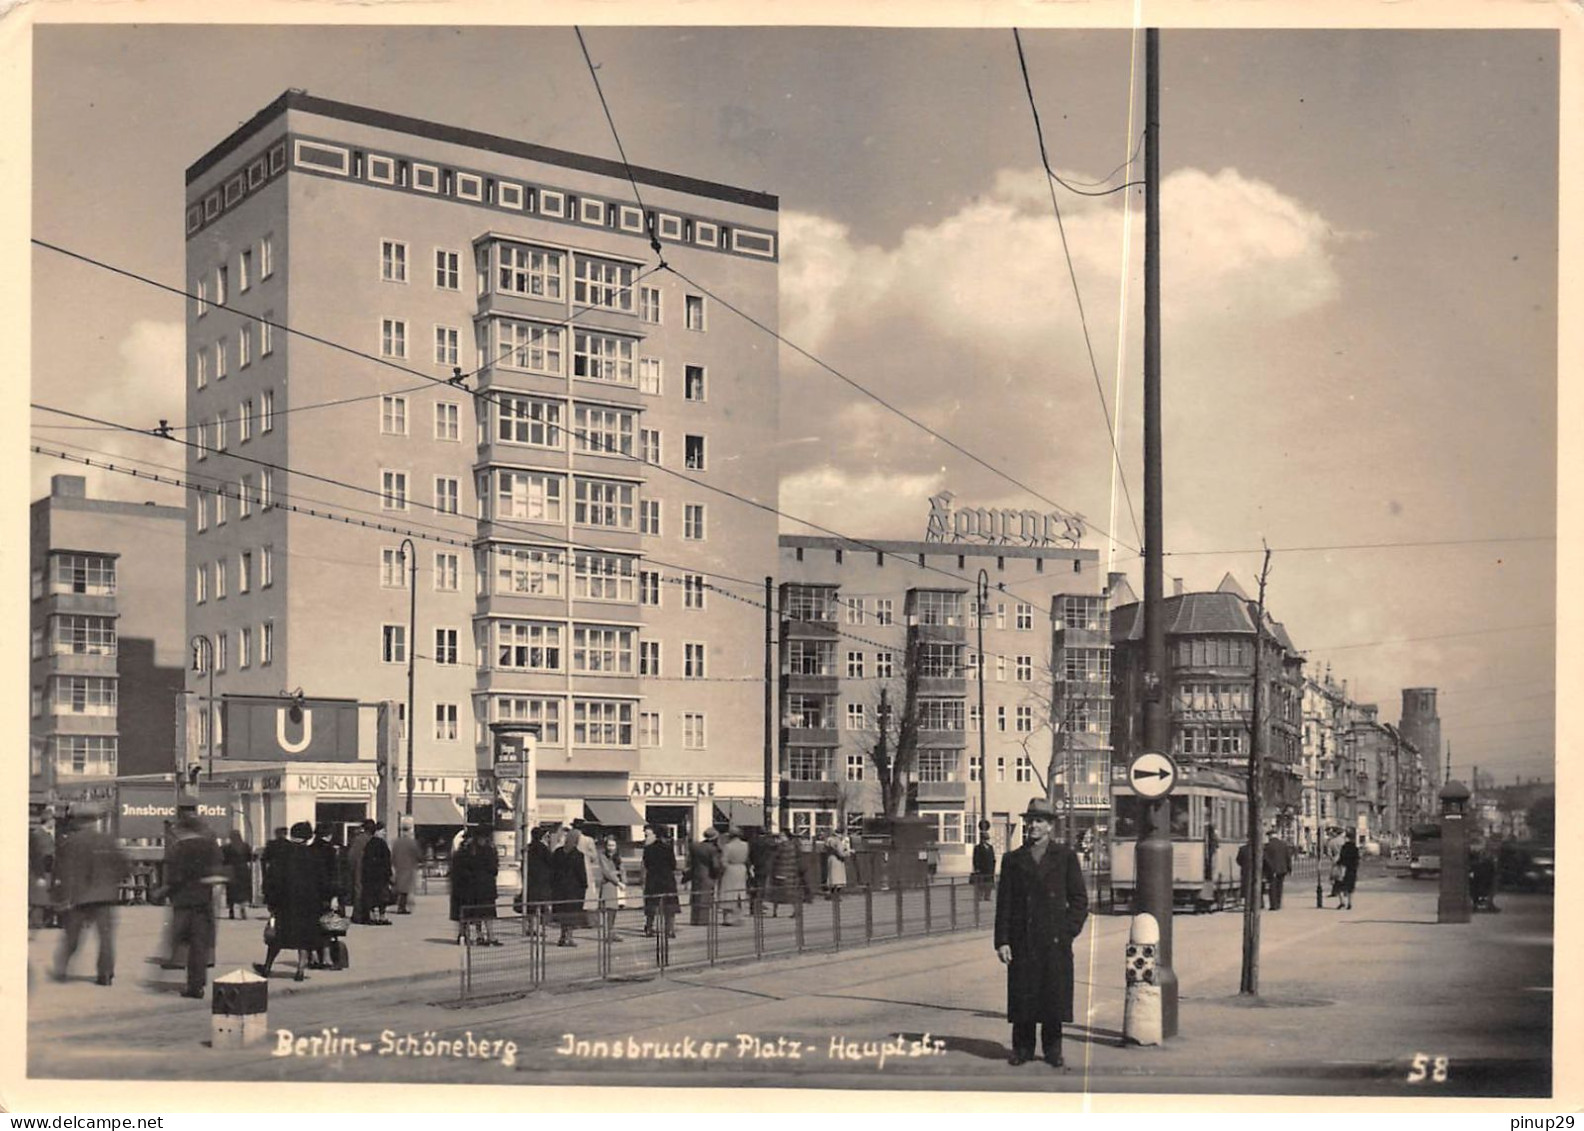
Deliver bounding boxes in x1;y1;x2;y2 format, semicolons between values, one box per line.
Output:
925;491;1085;548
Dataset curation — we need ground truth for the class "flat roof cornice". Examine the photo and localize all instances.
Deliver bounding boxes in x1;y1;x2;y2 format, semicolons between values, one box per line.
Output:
187;90;779;212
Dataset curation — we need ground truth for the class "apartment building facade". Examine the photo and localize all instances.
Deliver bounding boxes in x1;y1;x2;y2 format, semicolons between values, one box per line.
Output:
776;533;1113;870
29;475;187;801
183;91;779;843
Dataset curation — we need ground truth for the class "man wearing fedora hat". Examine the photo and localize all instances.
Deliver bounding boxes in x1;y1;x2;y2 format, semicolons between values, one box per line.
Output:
994;797;1089;1068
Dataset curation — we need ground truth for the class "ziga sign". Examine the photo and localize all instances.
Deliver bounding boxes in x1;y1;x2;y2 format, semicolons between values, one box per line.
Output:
925;491;1085;548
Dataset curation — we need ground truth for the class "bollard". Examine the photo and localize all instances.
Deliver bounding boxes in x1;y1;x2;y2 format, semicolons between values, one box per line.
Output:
1123;912;1162;1046
211;968;268;1049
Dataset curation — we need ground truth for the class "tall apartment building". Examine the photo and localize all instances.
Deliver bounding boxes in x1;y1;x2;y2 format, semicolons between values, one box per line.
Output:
183;91;779;842
29;475;186;801
1399;687;1443;811
1110;573;1307;828
776;533;1112;869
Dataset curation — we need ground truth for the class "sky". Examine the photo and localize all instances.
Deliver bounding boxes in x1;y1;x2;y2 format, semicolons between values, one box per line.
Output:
14;12;1568;787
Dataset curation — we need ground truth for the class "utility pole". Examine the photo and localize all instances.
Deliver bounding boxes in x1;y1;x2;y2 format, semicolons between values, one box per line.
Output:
1137;25;1178;1039
400;538;417;818
977;571;990;838
1240;545;1273;996
764;576;774;833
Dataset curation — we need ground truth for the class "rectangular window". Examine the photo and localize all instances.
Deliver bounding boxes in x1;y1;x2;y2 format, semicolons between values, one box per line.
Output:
638;357;662;396
996;656;1007;682
918;642;962;678
875;651;895;679
575;700;635;747
381;470;408;510
260;316;273;356
260;545;274;588
215;338;227;381
495;697;562;746
573;552;636;601
435;402;460;441
261;621;274;665
787;641;835;676
684;642;706;679
433;551;460;592
574;405;635;457
1064;648;1112;685
573;626;634;674
639;711;662;748
498;244;563;298
260;389;275;432
683;573;706;610
432;628;458;666
238;551;253;593
260;235;274;279
214;412;228;452
195;565;207;603
916;752;958;784
1016;603;1035;630
435;249;460;290
573;331;636;385
497;395;562;448
640;640;662;677
846;702;866;730
495;622;562;671
214;488;227;526
640;499;661;536
684;435;706;470
639;286;662;324
50;554;117;595
216;265;229;306
214;558;226;599
258;470;273;510
195;349;208;389
495;470;563;522
239;248;253;292
492;546;560;596
1016;705;1034;733
1016;655;1033;682
846;753;866;781
239;626;253;669
433;703;459;741
215;632;229;673
497;320;563;375
641;428;662;465
996;604;1007;630
639;570;660;606
239;399;254;443
683;504;706;541
684;366;706;401
1016;756;1033;783
786;748;832;781
874;599;894;626
381;240;408;283
684;294;706;331
572;256;636;311
434;476;460;515
195;278;208;318
846;651;865;679
918;699;966;731
381;319;407;359
434;326;459;366
50;676;118;717
915;590;964;626
573;479;635;529
682;713;706;750
381;547;408;588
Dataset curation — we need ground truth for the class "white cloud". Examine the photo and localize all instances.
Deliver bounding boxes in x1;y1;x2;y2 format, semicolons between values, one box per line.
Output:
780;466;944;539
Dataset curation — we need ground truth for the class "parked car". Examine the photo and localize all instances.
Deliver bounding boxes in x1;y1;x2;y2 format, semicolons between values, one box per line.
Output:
1497;842;1554;893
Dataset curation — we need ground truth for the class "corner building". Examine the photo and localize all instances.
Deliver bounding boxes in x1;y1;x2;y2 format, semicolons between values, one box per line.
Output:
184;92;779;842
777;535;1113;873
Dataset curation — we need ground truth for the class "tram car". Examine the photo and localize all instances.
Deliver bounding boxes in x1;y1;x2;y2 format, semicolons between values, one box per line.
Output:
1108;766;1249;911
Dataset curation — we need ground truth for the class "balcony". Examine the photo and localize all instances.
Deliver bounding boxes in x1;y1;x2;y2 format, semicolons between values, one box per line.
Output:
47;652;118;677
42;592;117;617
781;617;839;641
917;673;968;697
917;728;967;749
782;671;839;697
782;725;839;748
916;779;966;803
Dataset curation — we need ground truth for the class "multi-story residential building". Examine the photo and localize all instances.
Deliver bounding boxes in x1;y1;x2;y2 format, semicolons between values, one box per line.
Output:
1348;704;1394;845
1300;669;1351;853
776;533;1112;871
1110;573;1306;826
29;475;186;801
183;91;779;844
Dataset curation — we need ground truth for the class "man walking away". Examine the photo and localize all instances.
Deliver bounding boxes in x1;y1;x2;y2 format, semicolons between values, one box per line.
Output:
163;796;225;999
994;798;1089;1069
1335;830;1361;910
359;820;395;925
972;825;997;903
687;827;724;926
641;824;680;938
348;822;372;923
1263;829;1293;911
391;818;423;915
51;803;128;986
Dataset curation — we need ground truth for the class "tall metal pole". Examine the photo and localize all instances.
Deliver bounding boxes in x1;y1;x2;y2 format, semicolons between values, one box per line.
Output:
764;576;774;833
400;538;417;817
189;633;214;784
976;571;989;834
1137;26;1179;1038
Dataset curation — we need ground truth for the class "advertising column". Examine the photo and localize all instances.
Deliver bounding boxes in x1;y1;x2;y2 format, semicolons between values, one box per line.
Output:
489;724;539;891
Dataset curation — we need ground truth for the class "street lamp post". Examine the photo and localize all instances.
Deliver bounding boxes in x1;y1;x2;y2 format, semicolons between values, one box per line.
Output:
189;634;215;783
976;570;989;840
399;538;417;818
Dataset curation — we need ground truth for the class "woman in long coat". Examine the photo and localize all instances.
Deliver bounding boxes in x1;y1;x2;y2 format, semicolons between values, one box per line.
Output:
596;836;625;937
222;829;254;920
718;828;749;926
255;823;331;982
993;799;1089;1068
1335;831;1361;910
766;832;808;914
522;827;555;931
824;832;851;895
550;828;588;946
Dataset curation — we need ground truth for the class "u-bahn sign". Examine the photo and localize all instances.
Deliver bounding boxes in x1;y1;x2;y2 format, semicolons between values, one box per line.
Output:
925;491;1085;548
223;695;360;762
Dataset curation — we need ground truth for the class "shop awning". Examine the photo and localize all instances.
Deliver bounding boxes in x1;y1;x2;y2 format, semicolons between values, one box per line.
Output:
584;797;645;827
406;795;464;827
714;799;766;828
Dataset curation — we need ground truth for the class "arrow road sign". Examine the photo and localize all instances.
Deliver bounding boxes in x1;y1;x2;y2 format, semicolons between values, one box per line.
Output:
1127;751;1178;799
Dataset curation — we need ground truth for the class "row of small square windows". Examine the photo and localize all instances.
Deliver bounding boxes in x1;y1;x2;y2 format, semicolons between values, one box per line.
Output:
187;134;778;264
789;545;1080;574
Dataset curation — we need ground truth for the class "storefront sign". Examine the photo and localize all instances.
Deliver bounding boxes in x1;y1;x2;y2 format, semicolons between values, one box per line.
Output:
224;696;360;762
116;783;233;840
924;490;1085;548
294;773;379;794
630;780;716;799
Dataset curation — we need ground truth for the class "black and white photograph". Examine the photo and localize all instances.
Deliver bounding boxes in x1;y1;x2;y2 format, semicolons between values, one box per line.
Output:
7;0;1577;1115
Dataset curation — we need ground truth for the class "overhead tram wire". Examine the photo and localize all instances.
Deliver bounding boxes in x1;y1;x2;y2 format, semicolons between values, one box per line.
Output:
1012;26;1143;552
1164;535;1555;556
574;26;664;262
1010;30;1145;200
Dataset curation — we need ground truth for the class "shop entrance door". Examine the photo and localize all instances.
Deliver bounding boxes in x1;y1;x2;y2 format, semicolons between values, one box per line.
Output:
645;804;692;847
315;801;367;847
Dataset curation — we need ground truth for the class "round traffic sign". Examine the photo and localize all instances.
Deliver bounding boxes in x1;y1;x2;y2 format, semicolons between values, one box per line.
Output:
1128;751;1178;799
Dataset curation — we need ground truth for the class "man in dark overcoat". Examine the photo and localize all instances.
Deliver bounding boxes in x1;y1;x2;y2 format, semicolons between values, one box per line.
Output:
972;825;997;902
1262;829;1293;911
163;797;225;999
994;797;1089;1068
549;827;588;947
686;828;724;925
50;803;128;986
641;824;679;938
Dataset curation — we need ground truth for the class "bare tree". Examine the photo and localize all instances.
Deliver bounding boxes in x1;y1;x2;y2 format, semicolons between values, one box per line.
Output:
865;633;922;819
1240;543;1273;997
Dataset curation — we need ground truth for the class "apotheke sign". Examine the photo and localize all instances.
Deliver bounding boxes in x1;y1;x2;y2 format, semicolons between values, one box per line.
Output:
925;491;1085;548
